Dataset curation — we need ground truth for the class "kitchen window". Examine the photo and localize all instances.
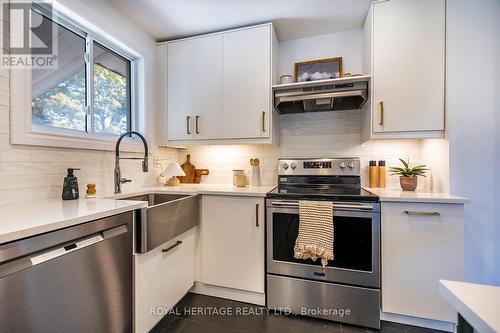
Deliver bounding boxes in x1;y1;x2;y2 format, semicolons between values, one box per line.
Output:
31;7;133;137
11;3;142;151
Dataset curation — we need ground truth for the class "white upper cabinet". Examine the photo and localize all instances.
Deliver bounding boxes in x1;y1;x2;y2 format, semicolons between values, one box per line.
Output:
167;36;223;141
222;25;271;139
193;34;223;139
161;23;277;145
167;39;195;141
369;0;445;138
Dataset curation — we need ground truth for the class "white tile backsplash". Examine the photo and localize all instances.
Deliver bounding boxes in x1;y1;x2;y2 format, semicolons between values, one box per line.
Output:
183;110;435;190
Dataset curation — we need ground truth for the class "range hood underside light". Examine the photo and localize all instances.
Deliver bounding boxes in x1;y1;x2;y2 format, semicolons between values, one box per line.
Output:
273;77;370;114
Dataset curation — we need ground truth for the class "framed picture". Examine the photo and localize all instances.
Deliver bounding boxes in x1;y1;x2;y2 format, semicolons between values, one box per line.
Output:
294;57;343;82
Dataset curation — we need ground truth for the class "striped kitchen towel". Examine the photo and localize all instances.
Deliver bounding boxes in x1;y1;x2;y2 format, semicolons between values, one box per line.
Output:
294;200;334;268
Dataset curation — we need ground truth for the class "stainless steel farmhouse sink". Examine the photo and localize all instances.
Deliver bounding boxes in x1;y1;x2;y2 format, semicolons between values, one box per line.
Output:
121;193;190;205
118;193;199;253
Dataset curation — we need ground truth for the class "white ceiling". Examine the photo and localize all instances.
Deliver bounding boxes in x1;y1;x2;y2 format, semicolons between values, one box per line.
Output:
105;0;371;42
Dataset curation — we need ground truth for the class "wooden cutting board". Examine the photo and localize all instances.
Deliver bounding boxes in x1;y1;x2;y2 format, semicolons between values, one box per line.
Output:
194;169;209;184
179;154;196;183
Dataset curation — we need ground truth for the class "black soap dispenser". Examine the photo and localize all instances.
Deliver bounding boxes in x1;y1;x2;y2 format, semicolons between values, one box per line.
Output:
62;168;80;200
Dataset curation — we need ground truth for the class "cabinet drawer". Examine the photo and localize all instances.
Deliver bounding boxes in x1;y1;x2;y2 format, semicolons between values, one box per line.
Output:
135;227;196;333
381;202;464;322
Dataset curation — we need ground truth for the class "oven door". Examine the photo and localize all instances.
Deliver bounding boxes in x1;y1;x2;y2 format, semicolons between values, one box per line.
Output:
266;199;380;288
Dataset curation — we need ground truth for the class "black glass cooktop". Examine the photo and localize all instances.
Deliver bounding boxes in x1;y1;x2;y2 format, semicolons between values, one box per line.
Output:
266;175;379;201
266;185;379;202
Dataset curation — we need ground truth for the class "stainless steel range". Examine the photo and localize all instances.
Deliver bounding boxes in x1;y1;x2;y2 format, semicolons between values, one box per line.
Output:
266;158;381;329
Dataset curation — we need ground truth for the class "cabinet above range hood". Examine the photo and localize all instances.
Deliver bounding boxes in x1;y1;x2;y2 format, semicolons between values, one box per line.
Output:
273;75;370;114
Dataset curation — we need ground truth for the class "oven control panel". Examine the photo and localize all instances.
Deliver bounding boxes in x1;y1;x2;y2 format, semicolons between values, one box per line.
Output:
303;161;332;169
278;158;360;176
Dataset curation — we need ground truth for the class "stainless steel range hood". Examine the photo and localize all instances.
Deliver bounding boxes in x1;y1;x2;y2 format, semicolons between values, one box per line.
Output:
273;75;370;114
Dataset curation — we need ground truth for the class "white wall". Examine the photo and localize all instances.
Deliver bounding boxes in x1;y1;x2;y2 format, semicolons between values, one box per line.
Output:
279;29;363;77
421;139;449;193
447;0;500;285
0;0;178;203
496;77;500;286
185;110;427;189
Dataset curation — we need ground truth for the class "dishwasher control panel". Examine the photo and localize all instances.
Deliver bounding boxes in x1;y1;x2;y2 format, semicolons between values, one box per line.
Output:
30;234;103;265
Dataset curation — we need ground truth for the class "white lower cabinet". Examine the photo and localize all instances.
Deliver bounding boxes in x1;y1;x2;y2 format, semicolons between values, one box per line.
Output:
381;202;464;323
135;227;197;333
199;195;265;294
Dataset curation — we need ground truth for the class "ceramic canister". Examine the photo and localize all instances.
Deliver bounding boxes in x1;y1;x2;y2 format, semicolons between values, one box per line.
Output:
250;166;261;186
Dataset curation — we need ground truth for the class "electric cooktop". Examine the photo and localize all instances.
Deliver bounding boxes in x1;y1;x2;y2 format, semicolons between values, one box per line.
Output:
266;158;379;202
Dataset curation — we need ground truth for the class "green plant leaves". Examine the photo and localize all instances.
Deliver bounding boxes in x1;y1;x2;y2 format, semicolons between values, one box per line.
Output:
399;158;409;169
390;159;429;177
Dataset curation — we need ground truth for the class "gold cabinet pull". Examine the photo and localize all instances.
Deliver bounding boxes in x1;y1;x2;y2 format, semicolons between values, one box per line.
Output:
255;203;260;227
404;211;441;216
186;116;191;135
162;240;182;253
379;101;384;126
261;111;266;132
195;115;200;134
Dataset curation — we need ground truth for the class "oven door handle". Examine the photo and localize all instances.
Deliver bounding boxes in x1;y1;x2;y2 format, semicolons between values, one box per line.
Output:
333;203;374;210
269;200;299;207
269;200;374;210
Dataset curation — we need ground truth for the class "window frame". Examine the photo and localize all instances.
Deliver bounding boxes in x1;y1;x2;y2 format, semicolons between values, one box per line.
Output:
11;1;144;152
90;40;133;136
32;3;136;138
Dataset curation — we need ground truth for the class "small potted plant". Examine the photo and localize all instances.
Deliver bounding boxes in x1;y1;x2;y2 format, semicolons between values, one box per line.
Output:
389;158;428;191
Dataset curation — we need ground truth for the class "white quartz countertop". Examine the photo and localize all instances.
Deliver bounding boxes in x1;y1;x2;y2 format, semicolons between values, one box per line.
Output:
0;184;275;244
106;184;276;199
0;198;147;244
365;188;469;204
439;280;500;333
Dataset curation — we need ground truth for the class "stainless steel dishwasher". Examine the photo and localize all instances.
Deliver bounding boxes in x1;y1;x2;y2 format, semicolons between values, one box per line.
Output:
0;211;134;333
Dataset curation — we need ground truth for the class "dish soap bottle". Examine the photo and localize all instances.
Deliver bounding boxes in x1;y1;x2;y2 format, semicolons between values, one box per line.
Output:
62;168;80;200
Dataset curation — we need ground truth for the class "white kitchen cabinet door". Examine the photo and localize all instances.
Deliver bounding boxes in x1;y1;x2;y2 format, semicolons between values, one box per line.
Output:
372;0;445;134
381;202;464;323
135;228;196;333
167;39;195;140
201;195;265;293
222;25;271;139
193;35;223;139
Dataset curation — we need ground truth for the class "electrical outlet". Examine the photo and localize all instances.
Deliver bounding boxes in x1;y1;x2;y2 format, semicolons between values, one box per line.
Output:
153;155;169;169
153;155;159;168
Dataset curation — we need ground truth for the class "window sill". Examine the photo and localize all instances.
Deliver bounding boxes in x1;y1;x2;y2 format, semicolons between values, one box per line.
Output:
11;126;146;153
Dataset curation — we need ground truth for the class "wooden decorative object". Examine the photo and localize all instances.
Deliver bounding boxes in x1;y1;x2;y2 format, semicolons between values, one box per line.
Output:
167;176;181;186
194;169;209;184
180;154;196;183
294;57;343;82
